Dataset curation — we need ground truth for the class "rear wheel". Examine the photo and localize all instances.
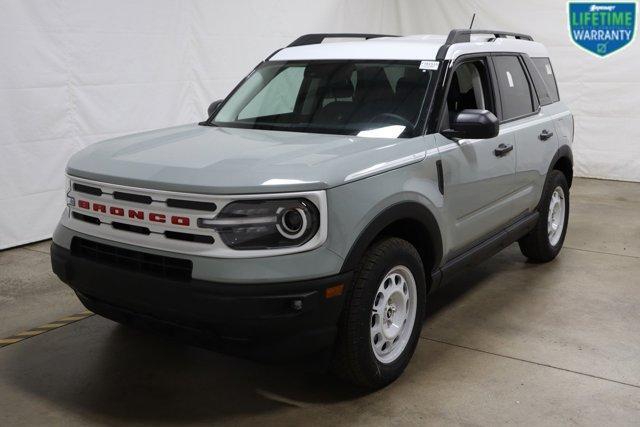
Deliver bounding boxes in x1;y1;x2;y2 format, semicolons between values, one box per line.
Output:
519;170;570;262
332;238;426;389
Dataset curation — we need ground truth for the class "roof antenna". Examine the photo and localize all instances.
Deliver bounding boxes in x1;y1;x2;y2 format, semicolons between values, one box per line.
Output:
469;13;476;30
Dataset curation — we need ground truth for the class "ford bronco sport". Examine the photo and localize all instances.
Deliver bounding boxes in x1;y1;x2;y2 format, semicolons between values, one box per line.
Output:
51;30;574;388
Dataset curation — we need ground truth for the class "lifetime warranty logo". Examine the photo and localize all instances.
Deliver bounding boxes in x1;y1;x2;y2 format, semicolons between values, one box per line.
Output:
569;2;637;57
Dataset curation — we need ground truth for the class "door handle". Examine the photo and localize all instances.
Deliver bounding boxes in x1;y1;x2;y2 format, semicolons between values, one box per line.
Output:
539;129;554;141
494;143;513;157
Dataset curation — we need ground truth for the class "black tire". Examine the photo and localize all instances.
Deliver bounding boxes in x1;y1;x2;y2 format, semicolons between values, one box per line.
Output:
331;237;426;389
518;170;570;262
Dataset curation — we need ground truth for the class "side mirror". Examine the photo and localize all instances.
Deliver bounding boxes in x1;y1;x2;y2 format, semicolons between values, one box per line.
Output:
207;99;223;117
441;109;499;140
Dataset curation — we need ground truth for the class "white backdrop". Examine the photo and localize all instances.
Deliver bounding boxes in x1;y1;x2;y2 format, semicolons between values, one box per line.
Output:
1;0;639;249
0;0;399;249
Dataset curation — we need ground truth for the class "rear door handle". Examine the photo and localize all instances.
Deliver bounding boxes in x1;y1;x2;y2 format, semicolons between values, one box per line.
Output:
494;143;513;157
539;130;554;141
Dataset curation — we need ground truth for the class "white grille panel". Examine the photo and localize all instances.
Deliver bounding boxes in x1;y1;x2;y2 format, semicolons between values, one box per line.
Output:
62;175;327;258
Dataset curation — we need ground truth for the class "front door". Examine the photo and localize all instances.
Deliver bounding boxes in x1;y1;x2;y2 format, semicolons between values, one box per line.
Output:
434;57;519;258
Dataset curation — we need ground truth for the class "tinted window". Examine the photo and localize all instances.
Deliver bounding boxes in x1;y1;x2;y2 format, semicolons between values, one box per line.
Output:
445;60;494;127
522;56;552;106
532;58;560;103
493;56;535;120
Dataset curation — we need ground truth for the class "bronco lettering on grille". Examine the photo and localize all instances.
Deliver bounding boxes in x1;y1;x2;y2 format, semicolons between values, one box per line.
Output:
77;199;190;226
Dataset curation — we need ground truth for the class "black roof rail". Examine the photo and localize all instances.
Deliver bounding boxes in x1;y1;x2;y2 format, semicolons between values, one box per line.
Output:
436;29;534;59
445;29;533;44
287;33;398;47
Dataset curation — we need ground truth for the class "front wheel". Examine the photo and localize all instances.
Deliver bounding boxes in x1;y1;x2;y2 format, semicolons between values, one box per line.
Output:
331;238;426;389
518;170;570;262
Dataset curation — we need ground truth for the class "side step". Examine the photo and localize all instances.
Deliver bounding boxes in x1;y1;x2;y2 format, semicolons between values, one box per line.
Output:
431;211;539;289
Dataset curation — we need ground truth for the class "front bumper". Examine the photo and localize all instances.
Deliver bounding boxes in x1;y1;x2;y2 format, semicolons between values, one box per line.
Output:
51;240;352;360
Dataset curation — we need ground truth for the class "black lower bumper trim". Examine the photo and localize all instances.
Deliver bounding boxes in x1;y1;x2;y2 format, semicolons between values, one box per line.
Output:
51;241;352;359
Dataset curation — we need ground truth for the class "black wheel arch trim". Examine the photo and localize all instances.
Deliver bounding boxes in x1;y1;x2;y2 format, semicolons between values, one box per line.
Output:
549;144;574;184
339;202;443;276
534;144;573;212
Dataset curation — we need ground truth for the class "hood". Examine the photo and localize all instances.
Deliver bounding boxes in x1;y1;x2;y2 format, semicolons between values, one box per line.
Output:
67;124;427;194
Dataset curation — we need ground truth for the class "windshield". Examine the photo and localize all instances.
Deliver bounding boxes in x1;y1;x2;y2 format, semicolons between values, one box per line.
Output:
211;60;435;138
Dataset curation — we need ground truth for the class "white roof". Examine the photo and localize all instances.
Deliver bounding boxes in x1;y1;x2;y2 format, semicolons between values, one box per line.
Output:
271;34;549;62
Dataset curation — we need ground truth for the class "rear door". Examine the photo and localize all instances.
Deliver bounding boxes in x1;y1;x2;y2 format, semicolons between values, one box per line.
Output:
434;55;519;257
491;54;560;216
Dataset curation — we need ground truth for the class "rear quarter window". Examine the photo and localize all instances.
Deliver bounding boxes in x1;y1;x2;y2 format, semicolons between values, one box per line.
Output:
531;58;560;103
522;56;552;106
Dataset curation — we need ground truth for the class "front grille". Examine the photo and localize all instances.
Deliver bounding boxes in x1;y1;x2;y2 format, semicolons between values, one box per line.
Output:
67;178;223;255
112;221;150;235
166;198;217;212
71;238;192;281
72;211;100;225
165;231;215;244
113;191;153;204
73;183;102;196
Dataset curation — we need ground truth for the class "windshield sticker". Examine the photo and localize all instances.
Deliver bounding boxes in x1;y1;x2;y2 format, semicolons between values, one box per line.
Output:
419;60;439;70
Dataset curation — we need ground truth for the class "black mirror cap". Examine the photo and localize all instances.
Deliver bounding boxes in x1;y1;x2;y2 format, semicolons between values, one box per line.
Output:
442;109;499;140
207;99;224;117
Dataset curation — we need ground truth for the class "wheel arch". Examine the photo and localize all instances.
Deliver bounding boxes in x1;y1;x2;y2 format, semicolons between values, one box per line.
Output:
551;145;573;187
340;202;443;290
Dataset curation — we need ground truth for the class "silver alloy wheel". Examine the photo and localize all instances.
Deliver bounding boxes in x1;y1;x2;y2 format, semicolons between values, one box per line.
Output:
548;186;566;246
370;265;417;364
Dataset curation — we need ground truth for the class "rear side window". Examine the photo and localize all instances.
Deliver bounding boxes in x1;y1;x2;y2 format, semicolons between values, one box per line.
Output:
493;56;535;121
522;56;552;106
532;58;560;103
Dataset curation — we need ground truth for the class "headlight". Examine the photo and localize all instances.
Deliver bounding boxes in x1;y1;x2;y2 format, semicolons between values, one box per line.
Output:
198;199;320;250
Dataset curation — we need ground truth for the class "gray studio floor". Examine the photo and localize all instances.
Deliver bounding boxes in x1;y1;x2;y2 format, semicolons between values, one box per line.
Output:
1;177;639;426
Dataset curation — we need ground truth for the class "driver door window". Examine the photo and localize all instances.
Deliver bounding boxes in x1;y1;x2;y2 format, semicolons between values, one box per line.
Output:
444;60;495;128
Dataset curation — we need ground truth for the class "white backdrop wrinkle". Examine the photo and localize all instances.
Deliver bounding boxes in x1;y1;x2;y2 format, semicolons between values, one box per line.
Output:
1;0;638;249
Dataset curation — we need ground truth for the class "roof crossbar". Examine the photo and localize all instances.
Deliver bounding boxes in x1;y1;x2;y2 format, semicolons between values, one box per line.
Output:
436;29;534;59
287;33;398;47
